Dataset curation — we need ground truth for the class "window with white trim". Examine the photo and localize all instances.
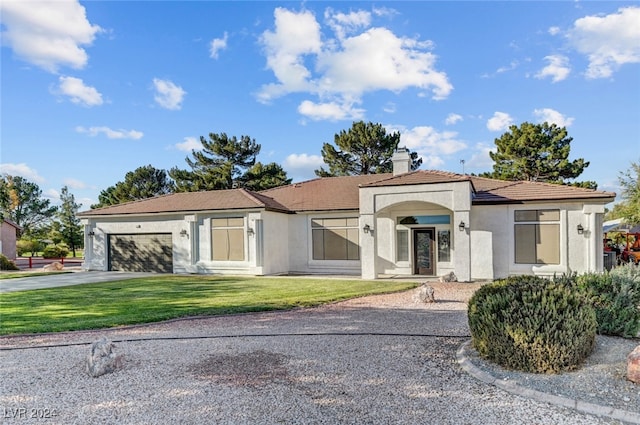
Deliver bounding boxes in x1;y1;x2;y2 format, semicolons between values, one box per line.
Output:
514;210;560;264
312;218;359;261
211;218;245;261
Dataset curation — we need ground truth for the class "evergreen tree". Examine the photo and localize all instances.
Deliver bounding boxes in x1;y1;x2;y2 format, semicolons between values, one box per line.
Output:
483;122;594;187
57;186;82;257
607;160;640;224
315;121;422;177
170;132;290;191
92;165;173;208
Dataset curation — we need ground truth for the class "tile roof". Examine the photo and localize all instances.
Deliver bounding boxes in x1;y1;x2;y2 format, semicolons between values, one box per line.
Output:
469;176;616;204
78;188;290;216
360;170;472;187
79;171;616;217
260;174;390;212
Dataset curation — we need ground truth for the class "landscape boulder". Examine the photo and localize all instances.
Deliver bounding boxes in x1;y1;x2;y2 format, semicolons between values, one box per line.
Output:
86;338;124;378
628;345;640;384
414;284;436;303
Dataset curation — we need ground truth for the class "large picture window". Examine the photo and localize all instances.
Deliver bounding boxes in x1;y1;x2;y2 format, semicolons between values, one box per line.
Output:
312;218;359;261
212;218;245;261
514;210;560;264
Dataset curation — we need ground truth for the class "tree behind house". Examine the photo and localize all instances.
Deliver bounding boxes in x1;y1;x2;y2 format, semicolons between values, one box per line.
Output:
482;122;596;188
57;186;83;257
91;165;173;209
170;132;291;191
315;121;422;177
0;174;57;236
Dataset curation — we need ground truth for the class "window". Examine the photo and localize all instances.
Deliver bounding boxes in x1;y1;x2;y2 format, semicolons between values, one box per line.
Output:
514;210;560;264
438;230;451;262
397;230;409;262
398;215;450;225
312;218;359;260
212;218;245;261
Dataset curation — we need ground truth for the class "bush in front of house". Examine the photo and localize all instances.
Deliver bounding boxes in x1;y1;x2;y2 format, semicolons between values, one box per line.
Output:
468;275;597;374
0;254;19;270
559;264;640;338
42;243;70;259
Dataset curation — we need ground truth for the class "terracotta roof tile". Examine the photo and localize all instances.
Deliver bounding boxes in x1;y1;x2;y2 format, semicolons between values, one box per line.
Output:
469;176;615;204
79;172;616;217
78;189;289;216
259;174;391;212
360;170;472;187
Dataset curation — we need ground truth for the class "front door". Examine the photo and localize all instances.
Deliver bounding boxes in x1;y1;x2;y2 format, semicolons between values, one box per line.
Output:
414;228;435;275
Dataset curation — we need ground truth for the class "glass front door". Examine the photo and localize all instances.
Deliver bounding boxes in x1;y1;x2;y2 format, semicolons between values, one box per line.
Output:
413;228;435;275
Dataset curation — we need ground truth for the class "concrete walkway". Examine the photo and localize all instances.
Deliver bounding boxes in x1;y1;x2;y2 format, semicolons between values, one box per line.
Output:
0;271;157;293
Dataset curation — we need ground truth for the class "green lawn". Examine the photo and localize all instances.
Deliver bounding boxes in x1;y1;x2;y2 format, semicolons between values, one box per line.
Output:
0;276;419;335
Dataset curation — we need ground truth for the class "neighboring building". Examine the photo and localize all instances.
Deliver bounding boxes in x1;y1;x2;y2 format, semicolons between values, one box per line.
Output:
79;150;615;281
0;218;21;260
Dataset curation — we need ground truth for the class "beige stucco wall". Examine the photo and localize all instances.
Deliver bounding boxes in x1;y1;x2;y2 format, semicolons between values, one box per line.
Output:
1;221;18;259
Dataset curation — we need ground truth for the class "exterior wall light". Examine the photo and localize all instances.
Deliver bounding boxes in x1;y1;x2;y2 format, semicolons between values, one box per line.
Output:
180;229;188;237
247;227;255;236
577;224;584;235
88;231;95;237
458;221;466;231
363;224;372;234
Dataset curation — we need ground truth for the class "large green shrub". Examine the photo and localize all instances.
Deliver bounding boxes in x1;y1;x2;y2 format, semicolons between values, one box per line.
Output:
468;275;597;374
42;244;69;259
567;265;640;338
0;254;19;270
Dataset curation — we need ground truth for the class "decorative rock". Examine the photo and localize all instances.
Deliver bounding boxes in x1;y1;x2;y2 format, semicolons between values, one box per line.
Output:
43;261;64;271
628;345;640;384
439;271;457;283
86;338;124;378
414;284;436;303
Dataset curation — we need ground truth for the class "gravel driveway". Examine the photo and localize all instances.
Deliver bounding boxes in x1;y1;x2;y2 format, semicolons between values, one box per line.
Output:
0;283;631;424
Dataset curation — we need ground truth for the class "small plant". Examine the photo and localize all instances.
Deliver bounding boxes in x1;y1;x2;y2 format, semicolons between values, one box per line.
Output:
468;275;597;374
0;254;19;271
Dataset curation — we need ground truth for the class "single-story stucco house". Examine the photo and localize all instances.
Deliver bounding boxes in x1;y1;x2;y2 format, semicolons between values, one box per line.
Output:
0;217;21;260
79;150;615;281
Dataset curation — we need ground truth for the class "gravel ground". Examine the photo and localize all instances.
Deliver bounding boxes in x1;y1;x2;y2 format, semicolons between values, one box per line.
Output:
1;282;638;424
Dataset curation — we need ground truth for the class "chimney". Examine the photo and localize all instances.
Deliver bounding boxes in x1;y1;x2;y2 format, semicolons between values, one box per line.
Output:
392;147;411;175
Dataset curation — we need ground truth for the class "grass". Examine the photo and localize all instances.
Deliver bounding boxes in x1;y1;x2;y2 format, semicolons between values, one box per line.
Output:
0;275;419;335
0;271;72;280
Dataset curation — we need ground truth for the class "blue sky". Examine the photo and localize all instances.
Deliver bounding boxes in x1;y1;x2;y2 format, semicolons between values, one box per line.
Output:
1;1;639;210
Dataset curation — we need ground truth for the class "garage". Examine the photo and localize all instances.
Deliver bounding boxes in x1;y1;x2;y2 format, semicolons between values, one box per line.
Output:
108;233;173;273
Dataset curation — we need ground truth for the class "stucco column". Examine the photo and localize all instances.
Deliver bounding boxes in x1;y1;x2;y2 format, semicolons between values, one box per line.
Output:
454;211;471;282
360;214;377;280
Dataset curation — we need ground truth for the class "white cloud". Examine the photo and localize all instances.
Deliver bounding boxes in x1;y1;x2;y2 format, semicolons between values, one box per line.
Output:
496;60;519;74
283;153;325;170
533;108;575;127
324;8;371;40
298;100;364;121
466;143;495;169
535;55;571;83
258;7;452;120
548;26;561;36
0;0;102;72
44;188;60;200
445;113;463;125
383;102;396;114
389;125;466;169
210;32;228;59
568;6;640;79
152;78;186;110
63;178;87;189
0;163;45;183
486;112;514;132
56;76;103;106
76;126;143;140
175;137;201;152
